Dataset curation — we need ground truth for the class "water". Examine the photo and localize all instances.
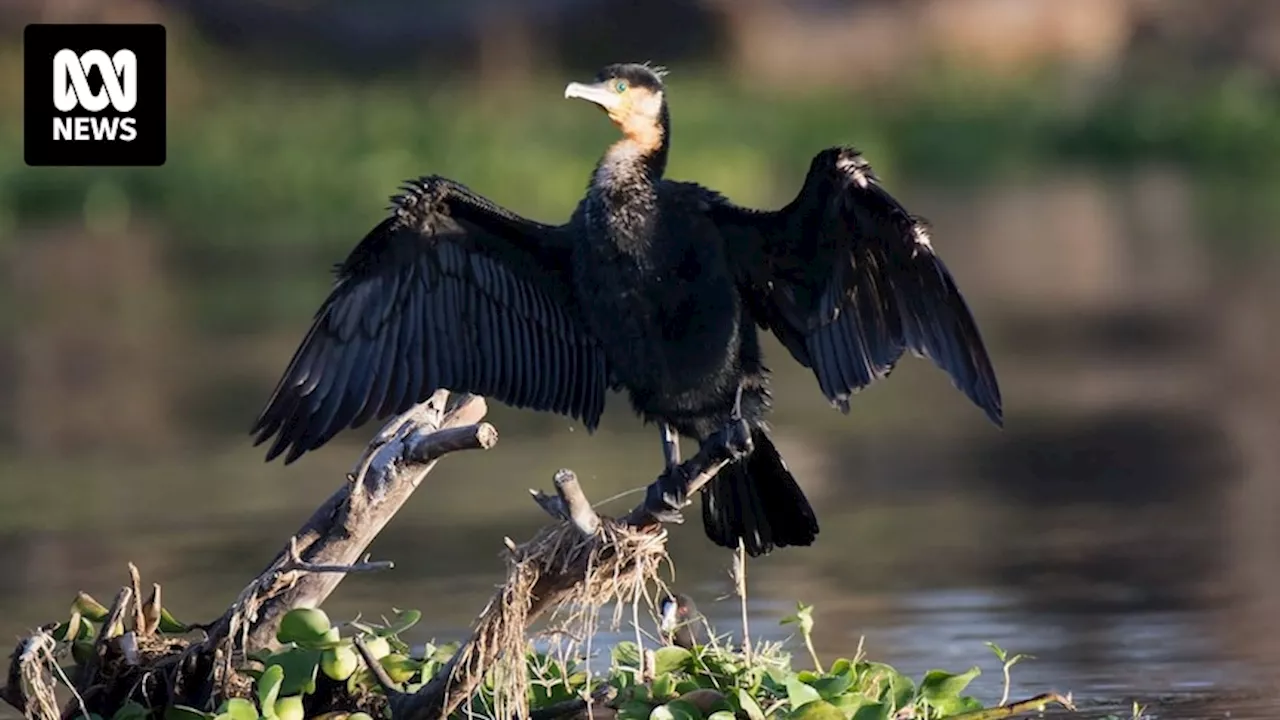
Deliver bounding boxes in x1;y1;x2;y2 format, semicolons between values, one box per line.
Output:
1;169;1277;719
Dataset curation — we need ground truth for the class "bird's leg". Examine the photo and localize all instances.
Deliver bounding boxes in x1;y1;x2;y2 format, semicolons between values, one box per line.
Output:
660;422;682;469
648;423;690;524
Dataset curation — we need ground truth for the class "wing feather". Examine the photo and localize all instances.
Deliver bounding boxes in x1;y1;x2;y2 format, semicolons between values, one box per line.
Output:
252;176;607;463
712;147;1003;426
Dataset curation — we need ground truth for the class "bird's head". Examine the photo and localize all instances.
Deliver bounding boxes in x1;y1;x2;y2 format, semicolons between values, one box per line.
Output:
658;592;694;636
565;63;668;151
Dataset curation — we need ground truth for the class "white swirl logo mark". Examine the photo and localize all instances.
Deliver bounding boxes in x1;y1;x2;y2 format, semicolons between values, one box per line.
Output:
52;49;137;113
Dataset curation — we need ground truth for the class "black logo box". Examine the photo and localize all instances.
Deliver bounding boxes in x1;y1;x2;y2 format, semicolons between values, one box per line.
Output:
24;24;166;167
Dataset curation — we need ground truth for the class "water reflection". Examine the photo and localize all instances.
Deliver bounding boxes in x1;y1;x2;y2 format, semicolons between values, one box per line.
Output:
0;169;1276;720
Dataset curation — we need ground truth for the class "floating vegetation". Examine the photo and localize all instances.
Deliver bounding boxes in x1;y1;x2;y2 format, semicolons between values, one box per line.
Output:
3;588;1073;720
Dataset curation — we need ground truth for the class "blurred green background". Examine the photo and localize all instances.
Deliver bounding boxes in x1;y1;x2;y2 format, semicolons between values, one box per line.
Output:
1;1;1279;718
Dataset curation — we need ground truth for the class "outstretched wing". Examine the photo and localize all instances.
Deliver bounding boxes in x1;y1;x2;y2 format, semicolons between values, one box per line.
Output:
252;176;608;463
709;147;1002;426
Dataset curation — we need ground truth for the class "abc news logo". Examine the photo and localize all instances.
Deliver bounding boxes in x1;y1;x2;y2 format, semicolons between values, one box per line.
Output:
25;24;165;166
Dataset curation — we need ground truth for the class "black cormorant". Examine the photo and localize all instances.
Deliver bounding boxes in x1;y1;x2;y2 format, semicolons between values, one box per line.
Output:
251;63;1003;556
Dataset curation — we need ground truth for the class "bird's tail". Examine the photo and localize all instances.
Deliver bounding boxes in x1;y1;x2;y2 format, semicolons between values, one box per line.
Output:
700;427;819;557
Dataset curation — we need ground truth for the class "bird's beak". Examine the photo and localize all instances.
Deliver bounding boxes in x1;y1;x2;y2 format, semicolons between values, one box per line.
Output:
564;81;623;111
659;599;679;635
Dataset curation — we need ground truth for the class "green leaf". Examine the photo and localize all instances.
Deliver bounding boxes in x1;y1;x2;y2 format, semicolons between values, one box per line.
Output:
919;667;981;706
851;703;890;720
665;699;705;720
734;688;766;720
862;663;914;710
653;647;693;675
111;700;150;720
618;700;656;720
810;669;855;700
652;673;677;701
265;647;321;696
223;698;259;720
708;712;736;720
612;641;642;668
786;676;822;709
276;608;331;645
829;659;854;677
983;642;1007;663
780;603;815;637
931;695;984;718
166;705;213;720
158;606;189;634
788;699;845;720
257;664;285;716
650;706;675;720
828;693;869;719
380;608;422;637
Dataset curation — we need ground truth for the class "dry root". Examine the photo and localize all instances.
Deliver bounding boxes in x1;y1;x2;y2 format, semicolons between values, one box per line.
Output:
443;519;671;720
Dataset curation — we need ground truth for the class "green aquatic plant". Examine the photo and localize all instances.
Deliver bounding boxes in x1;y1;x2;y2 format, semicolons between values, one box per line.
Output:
27;594;1073;720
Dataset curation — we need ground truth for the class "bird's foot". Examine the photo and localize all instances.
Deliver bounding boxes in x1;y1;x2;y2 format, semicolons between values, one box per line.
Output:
645;464;691;524
714;416;754;463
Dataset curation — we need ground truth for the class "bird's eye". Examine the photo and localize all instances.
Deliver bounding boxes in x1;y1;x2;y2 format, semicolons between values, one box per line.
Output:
614;80;628;93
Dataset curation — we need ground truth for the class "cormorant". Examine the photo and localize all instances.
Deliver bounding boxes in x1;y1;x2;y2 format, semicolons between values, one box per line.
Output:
251;63;1002;557
659;593;707;649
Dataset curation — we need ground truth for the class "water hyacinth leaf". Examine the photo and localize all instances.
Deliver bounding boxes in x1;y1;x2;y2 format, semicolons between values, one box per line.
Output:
321;644;361;682
306;627;343;650
159;607;189;634
74;592;110;622
780;603;815;636
810;669;855;700
786;676;822;709
788;699;845;720
222;698;259;720
931;695;984;718
919;666;981;705
708;712;736;720
734;688;766;720
612;640;642;668
828;692;869;719
664;699;706;720
829;659;854;677
380;608;422;636
274;696;305;720
380;653;423;683
361;635;392;660
257;664;285;715
54;612;82;642
652;672;677;701
266;647;321;695
618;700;656;720
165;705;213;720
653;646;694;675
112;700;150;720
851;702;891;720
276;608;332;645
984;642;1008;664
861;663;914;708
675;678;702;695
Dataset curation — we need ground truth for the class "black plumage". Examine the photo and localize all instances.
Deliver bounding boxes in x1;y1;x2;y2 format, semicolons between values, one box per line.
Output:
252;62;1003;556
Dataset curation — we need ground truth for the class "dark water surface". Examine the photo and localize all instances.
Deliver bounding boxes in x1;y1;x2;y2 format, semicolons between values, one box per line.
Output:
1;170;1278;719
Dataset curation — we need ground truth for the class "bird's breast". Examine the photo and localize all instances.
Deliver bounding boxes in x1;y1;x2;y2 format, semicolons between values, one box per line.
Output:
572;208;742;408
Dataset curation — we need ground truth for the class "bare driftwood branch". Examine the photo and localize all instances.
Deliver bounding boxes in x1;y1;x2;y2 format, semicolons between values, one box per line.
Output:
235;390;495;652
170;390;496;709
